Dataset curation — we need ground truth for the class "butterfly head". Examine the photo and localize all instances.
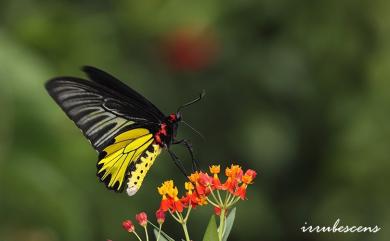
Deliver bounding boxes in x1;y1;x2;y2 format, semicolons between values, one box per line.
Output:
168;113;182;123
167;113;181;139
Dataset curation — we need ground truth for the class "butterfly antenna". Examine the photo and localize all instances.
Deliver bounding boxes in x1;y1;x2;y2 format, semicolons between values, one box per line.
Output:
177;90;206;113
182;120;205;140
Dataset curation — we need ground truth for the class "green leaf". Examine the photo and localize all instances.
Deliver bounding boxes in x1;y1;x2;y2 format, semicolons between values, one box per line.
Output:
153;228;174;241
149;221;175;241
202;215;219;241
222;208;236;241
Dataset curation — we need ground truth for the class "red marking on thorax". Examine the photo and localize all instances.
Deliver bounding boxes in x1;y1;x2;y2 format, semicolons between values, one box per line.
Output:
154;123;168;145
169;114;177;122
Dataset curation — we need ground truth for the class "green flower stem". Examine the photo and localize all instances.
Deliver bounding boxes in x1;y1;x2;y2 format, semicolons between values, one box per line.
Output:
218;208;226;241
169;211;182;223
224;191;230;202
173;212;191;241
217;190;223;204
184;205;192;222
156;224;162;241
209;187;222;205
227;196;241;207
144;225;149;241
224;193;232;206
133;231;142;241
181;222;191;241
206;197;221;207
147;221;174;241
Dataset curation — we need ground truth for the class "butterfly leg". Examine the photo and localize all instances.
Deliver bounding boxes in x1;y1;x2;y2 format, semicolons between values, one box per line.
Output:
172;139;200;172
167;148;189;178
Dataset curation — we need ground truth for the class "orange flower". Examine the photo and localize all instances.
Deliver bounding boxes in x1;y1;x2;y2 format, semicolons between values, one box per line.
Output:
209;165;220;174
209;165;222;188
225;165;240;177
182;181;209;208
223;176;238;193
241;169;257;184
188;172;200;183
198;172;213;186
234;184;248;200
196;195;208;205
185;181;194;194
242;174;253;184
245;169;257;179
172;198;184;212
190;172;212;195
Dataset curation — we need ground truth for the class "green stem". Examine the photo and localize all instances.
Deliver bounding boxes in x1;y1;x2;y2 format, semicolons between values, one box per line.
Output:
209;188;222;205
147;221;174;241
181;222;191;241
227;196;241;207
225;193;233;207
206;197;220;207
133;231;142;241
184;205;192;222
156;224;162;241
218;208;226;241
174;212;191;241
144;226;149;241
169;210;182;223
217;190;223;204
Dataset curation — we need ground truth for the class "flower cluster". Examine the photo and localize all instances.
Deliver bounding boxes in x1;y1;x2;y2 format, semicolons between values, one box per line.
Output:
189;164;256;213
157;164;256;214
120;164;257;241
191;164;256;200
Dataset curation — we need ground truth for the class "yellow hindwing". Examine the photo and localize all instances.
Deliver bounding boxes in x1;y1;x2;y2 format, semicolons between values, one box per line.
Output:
97;128;155;191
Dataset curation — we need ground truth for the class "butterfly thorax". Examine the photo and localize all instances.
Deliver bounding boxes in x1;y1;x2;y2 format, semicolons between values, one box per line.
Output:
154;113;180;147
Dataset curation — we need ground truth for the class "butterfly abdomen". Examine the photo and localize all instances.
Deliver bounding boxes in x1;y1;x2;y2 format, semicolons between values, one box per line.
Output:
126;144;161;196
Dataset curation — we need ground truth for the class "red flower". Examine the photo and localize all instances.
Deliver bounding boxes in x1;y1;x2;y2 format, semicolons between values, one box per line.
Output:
223;177;238;194
135;212;148;227
234;184;247;200
180;194;191;207
214;206;221;216
193;172;213;195
212;175;222;188
122;220;135;232
245;169;257;179
198;172;213;186
156;209;165;224
226;165;243;180
160;197;171;212
172;199;184;212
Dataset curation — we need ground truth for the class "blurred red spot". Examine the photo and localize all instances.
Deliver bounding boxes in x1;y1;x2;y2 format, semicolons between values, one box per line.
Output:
162;28;218;71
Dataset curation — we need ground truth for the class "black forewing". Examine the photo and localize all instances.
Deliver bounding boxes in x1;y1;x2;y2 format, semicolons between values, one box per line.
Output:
82;66;165;121
45;68;165;152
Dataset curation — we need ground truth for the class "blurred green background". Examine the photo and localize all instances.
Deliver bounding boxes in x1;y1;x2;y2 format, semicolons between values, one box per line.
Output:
0;0;389;241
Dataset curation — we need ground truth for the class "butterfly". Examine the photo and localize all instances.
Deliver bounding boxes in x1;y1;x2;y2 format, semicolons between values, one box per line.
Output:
45;66;203;196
